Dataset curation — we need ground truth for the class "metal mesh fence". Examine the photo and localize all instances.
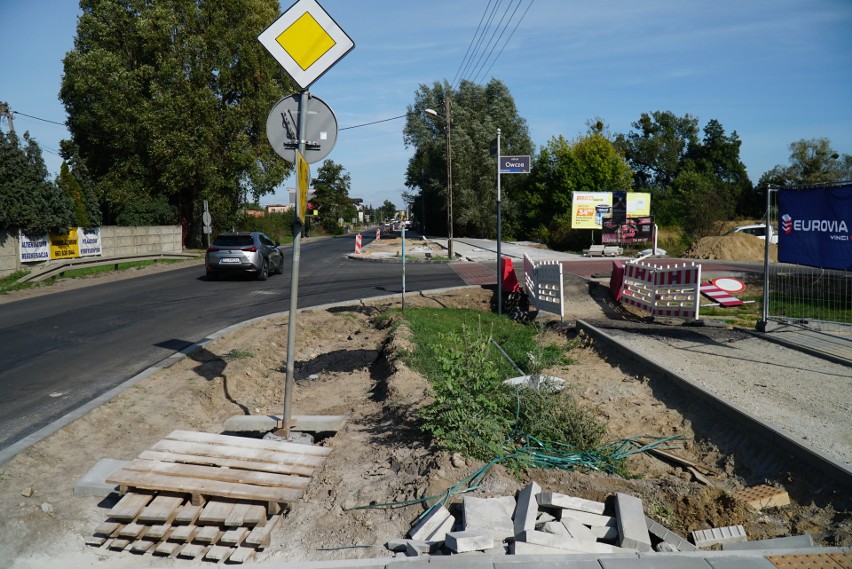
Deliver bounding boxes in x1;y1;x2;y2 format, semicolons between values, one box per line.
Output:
764;186;852;332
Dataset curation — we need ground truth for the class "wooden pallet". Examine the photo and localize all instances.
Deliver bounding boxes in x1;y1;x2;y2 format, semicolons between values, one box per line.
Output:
106;430;330;513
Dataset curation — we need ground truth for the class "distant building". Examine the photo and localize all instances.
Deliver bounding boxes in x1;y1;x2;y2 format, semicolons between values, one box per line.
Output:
245;209;265;218
266;204;291;214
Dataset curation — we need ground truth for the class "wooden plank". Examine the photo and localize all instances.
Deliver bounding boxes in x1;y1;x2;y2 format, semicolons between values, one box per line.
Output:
244;515;280;549
219;527;248;547
105;470;304;504
228;547;256;564
149;440;326;468
108;492;153;521
94;521;121;537
138;450;316;477
118;522;147;539
86;535;108;547
153;541;182;556
123;459;311;489
166;430;332;457
168;525;197;542
138;494;184;524
145;524;171;540
205;545;234;562
224;503;252;527
198;500;236;525
193;525;221;544
130;539;156;554
177;543;207;559
109;538;131;551
243;505;267;527
173;503;202;525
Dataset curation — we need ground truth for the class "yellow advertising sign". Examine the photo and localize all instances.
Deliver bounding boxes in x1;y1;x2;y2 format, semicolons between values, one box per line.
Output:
571;192;611;229
627;192;651;216
49;228;80;259
297;150;310;225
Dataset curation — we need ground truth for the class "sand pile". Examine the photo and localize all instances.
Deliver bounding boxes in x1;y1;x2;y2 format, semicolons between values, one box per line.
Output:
687;233;777;262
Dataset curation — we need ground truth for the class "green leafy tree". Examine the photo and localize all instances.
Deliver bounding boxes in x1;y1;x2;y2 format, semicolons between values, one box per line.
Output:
0;130;74;234
378;200;397;222
403;79;532;239
60;0;296;245
514;131;632;249
311;160;353;234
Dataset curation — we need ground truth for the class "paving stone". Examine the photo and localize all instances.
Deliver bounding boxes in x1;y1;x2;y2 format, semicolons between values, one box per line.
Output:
463;495;515;540
733;485;791;511
590;525;620;541
560;509;617;528
646;516;698;552
540;521;571;537
408;504;454;541
445;531;494;553
496;558;604;569
614;493;651;552
73;458;128;497
600;555;715;568
537;491;606;514
723;534;814;551
513;481;541;536
517;530;620;553
704;557;779;569
561;516;599;543
691;525;748;548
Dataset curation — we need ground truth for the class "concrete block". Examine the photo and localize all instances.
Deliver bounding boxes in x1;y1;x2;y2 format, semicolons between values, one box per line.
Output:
561;516;598;543
561;509;617;528
402;540;442;555
600;556;715;568
510;540;569;555
691;524;747;548
540;521;570;537
445;531;495;553
537;492;606;514
645;516;698;552
722;534;814;551
224;415;278;432
614;493;651;552
74;458;129;497
408;504;455;541
517;530;621;554
512;481;541;536
463;496;515;540
590;525;619;541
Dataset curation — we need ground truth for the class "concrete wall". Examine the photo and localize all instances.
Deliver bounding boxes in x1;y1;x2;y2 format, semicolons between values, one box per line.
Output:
0;226;183;279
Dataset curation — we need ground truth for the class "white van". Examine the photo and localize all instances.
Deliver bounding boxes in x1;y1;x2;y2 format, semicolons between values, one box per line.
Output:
725;224;777;244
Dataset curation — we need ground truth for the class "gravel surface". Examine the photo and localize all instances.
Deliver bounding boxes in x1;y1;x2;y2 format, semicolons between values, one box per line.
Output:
588;324;852;468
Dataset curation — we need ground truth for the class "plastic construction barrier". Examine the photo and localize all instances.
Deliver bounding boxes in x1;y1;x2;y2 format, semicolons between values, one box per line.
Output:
523;254;564;320
354;234;362;255
621;261;701;319
376;228;381;241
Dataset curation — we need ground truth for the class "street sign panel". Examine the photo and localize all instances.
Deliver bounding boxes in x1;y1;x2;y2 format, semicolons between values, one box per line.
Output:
258;0;354;89
499;155;530;174
266;94;338;164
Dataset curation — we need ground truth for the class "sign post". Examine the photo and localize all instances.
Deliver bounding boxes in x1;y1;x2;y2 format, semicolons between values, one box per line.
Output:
259;0;353;438
496;146;531;316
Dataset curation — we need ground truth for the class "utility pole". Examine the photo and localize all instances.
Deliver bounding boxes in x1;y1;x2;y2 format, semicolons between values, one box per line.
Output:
0;102;15;134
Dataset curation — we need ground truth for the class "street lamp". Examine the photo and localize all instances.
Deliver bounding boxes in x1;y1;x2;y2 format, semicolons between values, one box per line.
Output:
424;99;453;259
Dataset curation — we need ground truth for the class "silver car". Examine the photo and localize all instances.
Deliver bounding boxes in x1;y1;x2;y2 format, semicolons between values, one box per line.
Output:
205;232;284;281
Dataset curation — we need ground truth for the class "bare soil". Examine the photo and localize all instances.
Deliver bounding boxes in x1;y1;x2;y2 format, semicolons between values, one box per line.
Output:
0;256;849;569
686;233;777;262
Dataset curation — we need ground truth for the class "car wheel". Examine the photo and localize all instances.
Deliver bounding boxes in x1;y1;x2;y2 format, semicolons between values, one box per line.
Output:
257;259;269;281
206;271;218;281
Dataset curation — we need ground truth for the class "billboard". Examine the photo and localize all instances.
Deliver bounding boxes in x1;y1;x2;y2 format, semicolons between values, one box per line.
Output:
778;184;852;271
602;216;654;244
571;192;651;229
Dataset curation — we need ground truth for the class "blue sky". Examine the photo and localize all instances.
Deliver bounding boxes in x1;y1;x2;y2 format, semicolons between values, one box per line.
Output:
2;0;851;211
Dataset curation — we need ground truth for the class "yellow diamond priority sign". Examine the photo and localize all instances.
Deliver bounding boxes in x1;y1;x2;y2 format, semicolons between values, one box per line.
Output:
259;0;354;89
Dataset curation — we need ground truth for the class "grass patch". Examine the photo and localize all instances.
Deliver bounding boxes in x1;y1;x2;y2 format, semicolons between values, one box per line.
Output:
0;270;32;295
224;349;254;361
57;259;186;279
399;307;614;473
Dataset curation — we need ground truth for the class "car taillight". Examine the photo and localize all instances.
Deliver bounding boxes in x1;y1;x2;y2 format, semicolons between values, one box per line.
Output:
206;247;216;252
241;246;258;252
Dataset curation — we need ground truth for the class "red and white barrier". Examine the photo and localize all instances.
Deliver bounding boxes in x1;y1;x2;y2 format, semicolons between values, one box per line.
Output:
621;261;701;319
700;283;744;307
376;228;381;241
523;254;564;320
354;233;362;255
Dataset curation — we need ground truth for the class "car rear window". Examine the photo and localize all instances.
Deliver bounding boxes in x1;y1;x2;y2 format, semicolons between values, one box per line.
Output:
213;235;254;247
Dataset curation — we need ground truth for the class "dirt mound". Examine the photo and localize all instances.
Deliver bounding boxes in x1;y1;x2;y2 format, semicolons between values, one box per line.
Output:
687;233;777;262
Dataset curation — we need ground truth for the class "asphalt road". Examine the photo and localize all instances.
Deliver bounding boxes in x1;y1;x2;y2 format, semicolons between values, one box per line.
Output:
0;234;465;451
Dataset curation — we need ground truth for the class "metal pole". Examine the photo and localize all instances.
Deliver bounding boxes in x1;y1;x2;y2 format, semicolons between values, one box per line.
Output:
496;128;502;316
281;89;308;438
760;185;774;328
446;97;453;260
401;224;406;311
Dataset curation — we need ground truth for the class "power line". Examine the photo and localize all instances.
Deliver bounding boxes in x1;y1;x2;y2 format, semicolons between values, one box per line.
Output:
474;0;534;85
12;110;67;127
451;0;496;88
340;114;407;131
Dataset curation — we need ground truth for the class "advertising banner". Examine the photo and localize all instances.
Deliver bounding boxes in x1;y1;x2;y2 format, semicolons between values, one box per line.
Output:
19;230;50;262
572;192;652;229
49;228;80;260
602;216;654;244
778;184;852;271
571;192;611;229
78;227;102;257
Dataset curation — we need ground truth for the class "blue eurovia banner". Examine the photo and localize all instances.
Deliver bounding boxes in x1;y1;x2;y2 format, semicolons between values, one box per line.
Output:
777;184;852;271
